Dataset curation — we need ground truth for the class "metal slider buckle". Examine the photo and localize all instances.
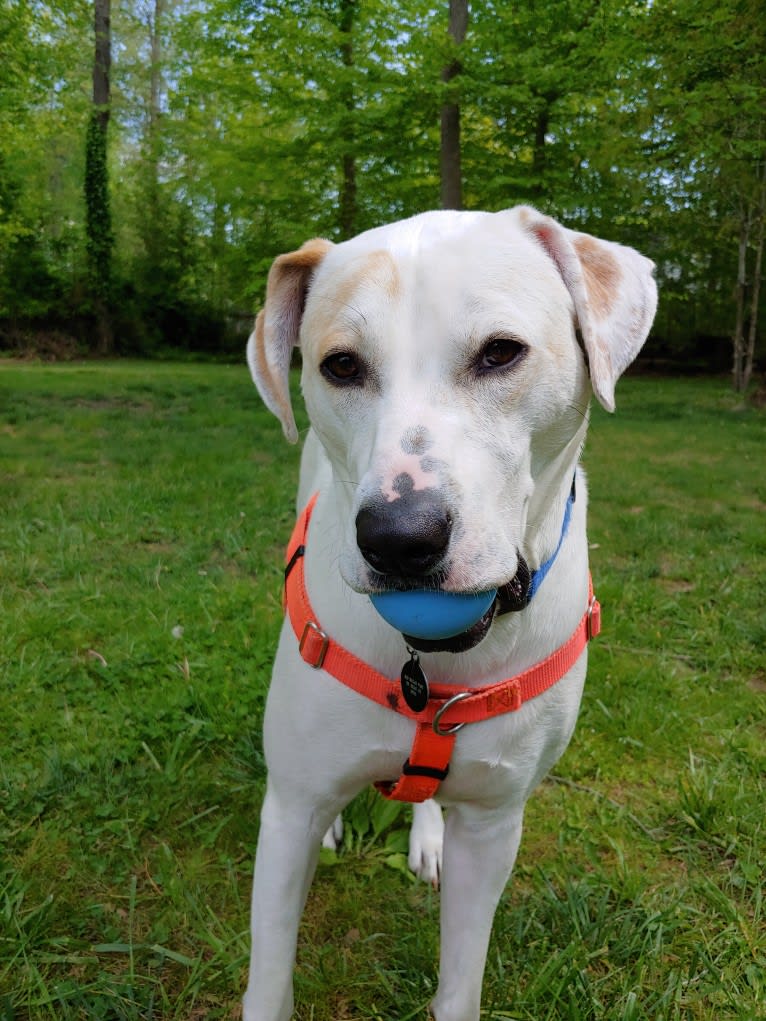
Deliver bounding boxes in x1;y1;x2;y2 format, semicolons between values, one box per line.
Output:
432;690;473;737
299;621;329;669
587;596;601;640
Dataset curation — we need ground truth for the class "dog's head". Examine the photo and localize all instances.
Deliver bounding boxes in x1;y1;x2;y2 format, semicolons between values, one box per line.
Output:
249;207;656;643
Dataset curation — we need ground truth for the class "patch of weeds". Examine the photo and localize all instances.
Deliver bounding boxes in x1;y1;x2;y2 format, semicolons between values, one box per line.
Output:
319;787;411;878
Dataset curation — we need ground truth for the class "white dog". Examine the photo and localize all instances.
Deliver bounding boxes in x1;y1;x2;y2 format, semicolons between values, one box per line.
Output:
243;205;656;1021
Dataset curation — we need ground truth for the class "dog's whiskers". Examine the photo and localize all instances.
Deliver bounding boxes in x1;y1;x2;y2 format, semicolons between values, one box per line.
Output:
568;401;590;422
311;293;368;326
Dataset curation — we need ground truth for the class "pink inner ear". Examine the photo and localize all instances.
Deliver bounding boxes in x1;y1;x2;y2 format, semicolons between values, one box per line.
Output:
526;218;585;305
528;224;558;266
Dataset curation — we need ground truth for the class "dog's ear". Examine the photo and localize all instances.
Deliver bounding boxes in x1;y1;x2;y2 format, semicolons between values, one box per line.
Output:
518;207;657;411
247;237;333;442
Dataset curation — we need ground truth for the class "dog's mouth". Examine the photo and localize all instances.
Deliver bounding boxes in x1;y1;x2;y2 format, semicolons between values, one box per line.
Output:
401;555;532;654
404;602;496;653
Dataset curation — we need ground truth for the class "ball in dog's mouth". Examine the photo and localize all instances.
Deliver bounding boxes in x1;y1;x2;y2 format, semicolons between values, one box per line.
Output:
368;554;532;654
369;589;497;645
404;601;497;653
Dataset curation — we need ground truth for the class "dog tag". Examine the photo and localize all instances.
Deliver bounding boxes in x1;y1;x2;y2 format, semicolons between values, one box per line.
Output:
401;650;429;713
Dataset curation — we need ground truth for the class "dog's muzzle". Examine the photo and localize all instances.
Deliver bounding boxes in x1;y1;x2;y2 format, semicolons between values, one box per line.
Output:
355;490;532;654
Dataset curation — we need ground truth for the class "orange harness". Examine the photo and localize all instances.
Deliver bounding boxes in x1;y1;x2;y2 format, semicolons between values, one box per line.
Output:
283;494;601;803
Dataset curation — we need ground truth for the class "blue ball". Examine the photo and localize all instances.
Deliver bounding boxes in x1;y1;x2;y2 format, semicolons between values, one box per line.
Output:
369;588;497;640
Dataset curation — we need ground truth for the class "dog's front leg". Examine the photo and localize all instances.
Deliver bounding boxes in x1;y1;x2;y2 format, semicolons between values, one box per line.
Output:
243;781;342;1021
431;802;525;1021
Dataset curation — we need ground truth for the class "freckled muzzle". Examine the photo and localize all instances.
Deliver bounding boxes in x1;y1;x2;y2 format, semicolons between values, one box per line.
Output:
356;485;533;653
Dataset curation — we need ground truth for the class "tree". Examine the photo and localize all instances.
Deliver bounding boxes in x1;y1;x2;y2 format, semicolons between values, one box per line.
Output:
733;168;766;392
1;0;762;372
441;0;471;209
441;0;469;209
645;0;766;389
463;0;632;216
85;0;114;353
338;0;359;238
142;0;167;266
0;1;89;335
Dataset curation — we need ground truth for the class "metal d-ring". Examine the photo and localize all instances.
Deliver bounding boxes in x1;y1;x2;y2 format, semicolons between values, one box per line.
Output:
432;690;473;737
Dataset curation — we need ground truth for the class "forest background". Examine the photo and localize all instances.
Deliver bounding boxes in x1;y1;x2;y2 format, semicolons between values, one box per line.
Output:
0;0;764;388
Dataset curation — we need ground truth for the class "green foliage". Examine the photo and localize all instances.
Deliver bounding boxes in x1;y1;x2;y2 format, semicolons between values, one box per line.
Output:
635;0;766;353
0;1;763;367
0;364;764;1018
0;0;89;346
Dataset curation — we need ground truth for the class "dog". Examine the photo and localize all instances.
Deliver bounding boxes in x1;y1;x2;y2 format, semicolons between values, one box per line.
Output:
243;205;657;1021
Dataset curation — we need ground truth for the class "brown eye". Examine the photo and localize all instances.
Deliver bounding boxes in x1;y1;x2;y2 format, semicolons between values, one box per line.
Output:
477;337;526;373
320;351;363;384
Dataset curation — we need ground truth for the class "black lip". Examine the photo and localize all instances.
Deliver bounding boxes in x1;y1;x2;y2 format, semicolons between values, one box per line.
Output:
495;554;532;614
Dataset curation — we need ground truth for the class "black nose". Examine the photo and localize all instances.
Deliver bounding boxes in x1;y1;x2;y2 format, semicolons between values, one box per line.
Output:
356;493;453;578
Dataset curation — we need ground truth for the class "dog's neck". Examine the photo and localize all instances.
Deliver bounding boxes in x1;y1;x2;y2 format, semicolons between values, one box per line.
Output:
524;416;589;575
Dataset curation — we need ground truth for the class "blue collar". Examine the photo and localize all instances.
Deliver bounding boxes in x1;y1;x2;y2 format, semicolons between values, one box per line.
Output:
528;475;576;602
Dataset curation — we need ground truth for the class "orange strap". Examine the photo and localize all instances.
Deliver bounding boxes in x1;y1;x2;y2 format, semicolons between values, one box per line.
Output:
284;494;601;802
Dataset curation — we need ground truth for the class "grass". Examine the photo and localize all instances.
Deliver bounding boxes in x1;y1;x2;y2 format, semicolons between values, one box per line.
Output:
0;361;764;1020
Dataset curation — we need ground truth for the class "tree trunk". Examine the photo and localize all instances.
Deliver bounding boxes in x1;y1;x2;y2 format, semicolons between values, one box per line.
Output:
145;0;165;255
338;0;357;239
85;0;113;355
743;171;766;392
149;0;163;138
440;0;469;210
732;211;749;392
93;0;110;126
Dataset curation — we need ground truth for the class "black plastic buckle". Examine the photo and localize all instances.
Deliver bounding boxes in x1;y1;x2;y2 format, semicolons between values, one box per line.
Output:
401;759;450;782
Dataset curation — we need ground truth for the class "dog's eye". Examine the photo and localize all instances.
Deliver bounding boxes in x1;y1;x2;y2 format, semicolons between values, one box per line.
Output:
477;337;527;373
321;351;363;385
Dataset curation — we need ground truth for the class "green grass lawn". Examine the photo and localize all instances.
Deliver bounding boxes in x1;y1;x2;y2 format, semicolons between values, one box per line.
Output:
0;361;764;1021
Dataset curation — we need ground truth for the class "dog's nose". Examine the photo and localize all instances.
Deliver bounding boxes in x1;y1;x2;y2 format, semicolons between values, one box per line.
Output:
356;494;452;577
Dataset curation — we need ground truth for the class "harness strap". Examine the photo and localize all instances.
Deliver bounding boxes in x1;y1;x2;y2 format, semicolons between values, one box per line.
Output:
284;494;600;802
374;728;456;802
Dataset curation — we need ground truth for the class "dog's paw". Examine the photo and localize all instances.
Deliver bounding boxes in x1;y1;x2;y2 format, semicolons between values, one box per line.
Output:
408;799;444;888
321;813;344;851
